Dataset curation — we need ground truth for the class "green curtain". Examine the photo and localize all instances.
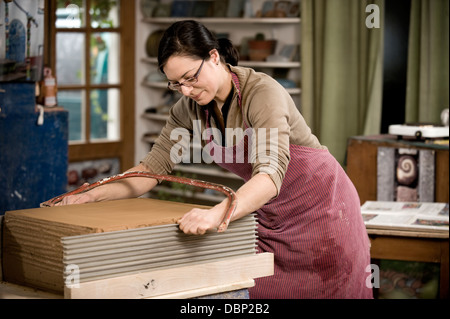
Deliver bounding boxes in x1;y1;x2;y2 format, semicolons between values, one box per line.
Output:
405;0;449;124
301;0;385;165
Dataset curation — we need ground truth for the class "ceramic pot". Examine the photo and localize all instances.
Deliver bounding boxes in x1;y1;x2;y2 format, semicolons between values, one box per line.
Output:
248;40;277;61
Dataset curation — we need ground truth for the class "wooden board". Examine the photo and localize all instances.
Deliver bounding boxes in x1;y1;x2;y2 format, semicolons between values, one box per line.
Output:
152;279;254;299
64;253;273;299
0;281;62;299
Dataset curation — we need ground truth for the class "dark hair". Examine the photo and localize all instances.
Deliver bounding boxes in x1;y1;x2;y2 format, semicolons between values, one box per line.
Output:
157;20;239;73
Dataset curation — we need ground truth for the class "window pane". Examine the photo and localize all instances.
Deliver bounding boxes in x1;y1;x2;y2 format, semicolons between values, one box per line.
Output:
90;0;120;28
56;33;85;85
55;0;86;28
58;90;86;142
90;32;120;85
90;89;120;141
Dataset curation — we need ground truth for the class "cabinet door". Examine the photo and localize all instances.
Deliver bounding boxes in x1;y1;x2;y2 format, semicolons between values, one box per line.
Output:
0;109;68;213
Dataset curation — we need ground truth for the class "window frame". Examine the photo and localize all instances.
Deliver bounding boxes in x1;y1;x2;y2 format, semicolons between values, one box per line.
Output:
46;0;135;171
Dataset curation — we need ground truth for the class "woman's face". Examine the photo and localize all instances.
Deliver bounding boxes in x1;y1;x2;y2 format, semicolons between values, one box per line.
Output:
163;51;225;106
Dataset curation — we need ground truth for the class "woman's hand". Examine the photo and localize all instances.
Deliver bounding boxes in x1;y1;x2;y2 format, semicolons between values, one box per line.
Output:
48;163;158;206
55;190;96;206
177;202;228;235
177;173;277;235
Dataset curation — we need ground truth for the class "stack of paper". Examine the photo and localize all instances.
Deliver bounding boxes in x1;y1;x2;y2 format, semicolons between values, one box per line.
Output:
2;198;257;294
361;201;449;233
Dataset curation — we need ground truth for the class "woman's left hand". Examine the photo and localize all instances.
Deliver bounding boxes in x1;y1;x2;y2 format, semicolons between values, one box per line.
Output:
177;204;227;235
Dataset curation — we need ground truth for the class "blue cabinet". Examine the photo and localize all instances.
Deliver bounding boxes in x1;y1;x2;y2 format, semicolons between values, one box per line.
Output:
0;83;68;214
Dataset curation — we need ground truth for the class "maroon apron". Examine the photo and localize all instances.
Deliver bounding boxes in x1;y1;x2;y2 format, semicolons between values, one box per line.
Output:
204;73;373;299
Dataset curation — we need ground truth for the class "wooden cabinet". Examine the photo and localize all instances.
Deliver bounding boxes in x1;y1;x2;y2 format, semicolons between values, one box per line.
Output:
367;229;448;299
346;135;449;205
0;83;68;214
347;135;449;299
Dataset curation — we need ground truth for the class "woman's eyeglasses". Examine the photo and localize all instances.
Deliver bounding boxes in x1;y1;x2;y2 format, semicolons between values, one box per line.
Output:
167;59;205;91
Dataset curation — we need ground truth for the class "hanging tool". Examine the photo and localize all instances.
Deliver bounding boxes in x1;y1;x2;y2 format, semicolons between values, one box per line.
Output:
40;171;237;232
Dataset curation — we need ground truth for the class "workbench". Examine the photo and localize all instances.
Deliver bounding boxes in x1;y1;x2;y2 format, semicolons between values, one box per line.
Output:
367;228;448;299
346;135;449;299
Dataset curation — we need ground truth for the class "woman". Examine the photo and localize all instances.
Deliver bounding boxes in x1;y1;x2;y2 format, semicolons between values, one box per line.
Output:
58;20;372;299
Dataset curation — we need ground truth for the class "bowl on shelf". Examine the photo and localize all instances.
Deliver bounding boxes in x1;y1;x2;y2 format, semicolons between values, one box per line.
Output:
248;39;277;61
145;30;165;57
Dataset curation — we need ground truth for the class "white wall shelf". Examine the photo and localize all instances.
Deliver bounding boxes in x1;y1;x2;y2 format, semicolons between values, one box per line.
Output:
151;185;226;203
141;113;170;121
142;17;301;25
142;57;301;69
174;164;243;180
141;80;300;95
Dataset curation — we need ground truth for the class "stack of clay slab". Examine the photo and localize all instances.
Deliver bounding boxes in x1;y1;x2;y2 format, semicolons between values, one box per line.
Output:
2;198;260;297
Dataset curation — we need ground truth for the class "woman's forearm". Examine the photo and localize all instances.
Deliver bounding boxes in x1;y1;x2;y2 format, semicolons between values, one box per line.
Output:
92;164;158;201
231;173;277;221
57;163;157;205
177;173;277;234
89;176;157;201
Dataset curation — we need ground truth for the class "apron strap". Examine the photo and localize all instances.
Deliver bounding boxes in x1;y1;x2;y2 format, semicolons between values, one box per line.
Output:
205;71;249;140
231;72;242;107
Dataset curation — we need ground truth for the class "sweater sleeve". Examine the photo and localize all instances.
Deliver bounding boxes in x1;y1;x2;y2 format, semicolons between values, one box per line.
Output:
244;78;292;196
141;99;194;177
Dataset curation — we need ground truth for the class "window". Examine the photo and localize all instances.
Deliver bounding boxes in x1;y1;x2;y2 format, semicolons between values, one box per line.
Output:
48;0;135;170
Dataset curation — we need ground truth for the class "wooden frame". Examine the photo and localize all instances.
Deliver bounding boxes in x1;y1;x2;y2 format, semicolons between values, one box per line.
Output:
46;0;135;171
64;253;274;299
